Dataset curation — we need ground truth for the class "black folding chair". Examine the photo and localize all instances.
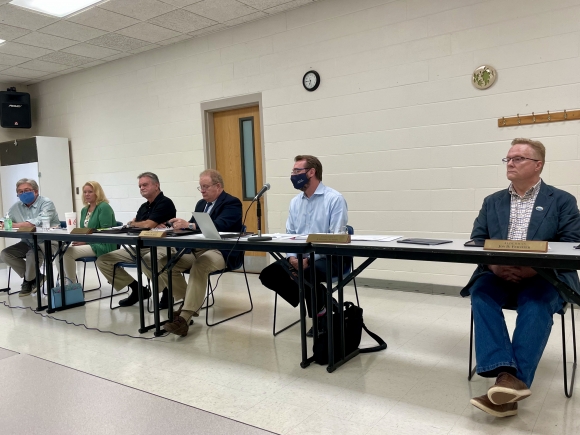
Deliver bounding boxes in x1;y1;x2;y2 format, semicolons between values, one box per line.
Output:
468;303;577;398
272;225;360;336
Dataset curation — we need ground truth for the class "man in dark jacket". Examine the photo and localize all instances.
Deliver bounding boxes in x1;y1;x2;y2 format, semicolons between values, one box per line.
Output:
161;169;242;336
463;138;580;417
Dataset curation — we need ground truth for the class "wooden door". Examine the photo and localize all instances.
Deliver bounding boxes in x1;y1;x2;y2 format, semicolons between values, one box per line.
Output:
213;106;265;258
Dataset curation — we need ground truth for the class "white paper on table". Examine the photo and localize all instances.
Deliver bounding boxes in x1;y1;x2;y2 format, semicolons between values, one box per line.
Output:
350;235;404;242
292;234;403;242
260;233;299;240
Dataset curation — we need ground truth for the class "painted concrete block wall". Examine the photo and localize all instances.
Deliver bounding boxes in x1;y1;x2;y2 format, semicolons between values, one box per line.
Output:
29;0;580;287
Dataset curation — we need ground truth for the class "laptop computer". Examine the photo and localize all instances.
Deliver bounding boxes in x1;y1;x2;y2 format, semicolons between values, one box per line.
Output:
191;212;242;240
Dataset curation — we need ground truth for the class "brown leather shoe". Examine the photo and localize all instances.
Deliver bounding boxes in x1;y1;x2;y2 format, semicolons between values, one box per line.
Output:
487;372;531;405
173;307;199;319
471;394;517;417
164;316;189;337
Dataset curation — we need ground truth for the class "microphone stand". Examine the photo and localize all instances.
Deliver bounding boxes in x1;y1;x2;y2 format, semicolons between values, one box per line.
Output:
248;199;272;241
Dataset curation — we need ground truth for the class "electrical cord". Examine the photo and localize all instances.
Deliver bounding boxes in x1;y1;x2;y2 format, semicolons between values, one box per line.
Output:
0;300;168;340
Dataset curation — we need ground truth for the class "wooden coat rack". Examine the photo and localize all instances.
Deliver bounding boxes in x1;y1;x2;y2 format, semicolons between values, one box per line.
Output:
498;109;580;127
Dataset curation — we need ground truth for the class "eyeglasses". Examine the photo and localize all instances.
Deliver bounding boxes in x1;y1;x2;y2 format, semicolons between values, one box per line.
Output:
501;157;540;164
16;189;34;195
197;184;217;192
291;167;311;175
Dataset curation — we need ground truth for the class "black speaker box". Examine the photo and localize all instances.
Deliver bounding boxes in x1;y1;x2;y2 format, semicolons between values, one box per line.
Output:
0;91;32;129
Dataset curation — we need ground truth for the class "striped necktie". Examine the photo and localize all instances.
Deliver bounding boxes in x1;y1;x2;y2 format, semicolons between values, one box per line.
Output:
204;202;212;213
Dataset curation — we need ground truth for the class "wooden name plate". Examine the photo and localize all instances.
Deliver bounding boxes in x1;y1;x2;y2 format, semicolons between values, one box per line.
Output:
71;228;93;234
483;240;548;253
306;233;351;243
17;227;35;233
140;230;167;238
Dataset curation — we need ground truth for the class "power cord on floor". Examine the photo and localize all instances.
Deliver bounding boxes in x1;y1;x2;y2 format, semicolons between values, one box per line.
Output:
0;300;168;340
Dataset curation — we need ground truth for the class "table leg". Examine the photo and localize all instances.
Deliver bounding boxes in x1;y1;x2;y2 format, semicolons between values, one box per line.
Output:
33;236;47;311
136;244;146;334
166;247;173;323
310;252;317;340
298;253;308;368
326;255;335;371
45;240;55;313
150;246;162;337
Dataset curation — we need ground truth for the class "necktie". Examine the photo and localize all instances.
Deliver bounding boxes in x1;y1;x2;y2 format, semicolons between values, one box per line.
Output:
204;202;212;213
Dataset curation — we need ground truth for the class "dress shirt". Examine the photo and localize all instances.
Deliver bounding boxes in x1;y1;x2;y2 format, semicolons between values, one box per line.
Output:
286;182;348;260
507;179;541;240
8;195;60;247
204;202;214;214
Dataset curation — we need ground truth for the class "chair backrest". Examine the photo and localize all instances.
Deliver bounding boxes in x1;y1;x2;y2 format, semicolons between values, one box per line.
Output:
227;225;247;271
330;224;354;283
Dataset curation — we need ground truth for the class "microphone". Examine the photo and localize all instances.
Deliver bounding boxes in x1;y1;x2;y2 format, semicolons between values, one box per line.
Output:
254;183;270;201
248;183;272;241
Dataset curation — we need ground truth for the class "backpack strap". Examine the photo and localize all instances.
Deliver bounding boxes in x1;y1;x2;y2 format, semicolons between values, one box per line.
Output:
359;322;387;353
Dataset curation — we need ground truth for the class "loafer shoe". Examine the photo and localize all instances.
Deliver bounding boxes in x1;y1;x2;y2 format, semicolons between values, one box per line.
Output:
118;286;151;307
488;372;531;405
471;394;518;417
164;316;190;337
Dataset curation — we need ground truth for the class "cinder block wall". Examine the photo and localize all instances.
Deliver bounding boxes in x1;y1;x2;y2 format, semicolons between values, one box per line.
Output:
29;0;580;287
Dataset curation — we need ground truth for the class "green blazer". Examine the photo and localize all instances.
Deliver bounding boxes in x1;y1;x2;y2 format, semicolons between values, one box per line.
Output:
80;202;117;257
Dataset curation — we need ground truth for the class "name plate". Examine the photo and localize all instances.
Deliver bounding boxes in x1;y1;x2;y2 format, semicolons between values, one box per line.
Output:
17;227;35;233
139;230;166;238
306;233;351;243
483;239;548;253
71;228;93;235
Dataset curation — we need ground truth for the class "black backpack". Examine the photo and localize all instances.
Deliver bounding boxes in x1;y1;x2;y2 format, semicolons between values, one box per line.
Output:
312;302;387;365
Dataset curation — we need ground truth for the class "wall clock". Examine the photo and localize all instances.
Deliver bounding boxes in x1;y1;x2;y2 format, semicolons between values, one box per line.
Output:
303;70;320;92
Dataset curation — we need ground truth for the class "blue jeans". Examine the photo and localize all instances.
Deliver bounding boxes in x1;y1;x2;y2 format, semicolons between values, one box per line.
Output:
471;271;564;387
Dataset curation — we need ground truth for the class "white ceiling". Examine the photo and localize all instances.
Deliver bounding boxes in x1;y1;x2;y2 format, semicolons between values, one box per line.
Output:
0;0;319;85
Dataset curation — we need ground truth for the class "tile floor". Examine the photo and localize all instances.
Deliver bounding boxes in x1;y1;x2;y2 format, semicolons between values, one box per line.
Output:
0;266;577;434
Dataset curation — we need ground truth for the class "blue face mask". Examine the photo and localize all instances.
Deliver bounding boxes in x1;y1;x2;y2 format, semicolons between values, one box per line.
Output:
18;191;35;205
290;173;309;190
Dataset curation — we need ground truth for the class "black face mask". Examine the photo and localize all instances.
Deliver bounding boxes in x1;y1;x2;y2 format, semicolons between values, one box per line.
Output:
290;172;309;190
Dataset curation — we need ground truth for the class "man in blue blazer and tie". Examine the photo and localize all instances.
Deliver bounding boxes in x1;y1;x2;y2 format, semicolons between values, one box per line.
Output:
463;138;580;417
160;169;242;336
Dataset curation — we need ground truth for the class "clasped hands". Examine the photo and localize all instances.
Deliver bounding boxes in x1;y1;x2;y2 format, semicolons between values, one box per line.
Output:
488;264;537;283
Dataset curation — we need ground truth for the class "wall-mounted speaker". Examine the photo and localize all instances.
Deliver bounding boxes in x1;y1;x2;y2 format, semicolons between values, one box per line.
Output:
0;90;32;129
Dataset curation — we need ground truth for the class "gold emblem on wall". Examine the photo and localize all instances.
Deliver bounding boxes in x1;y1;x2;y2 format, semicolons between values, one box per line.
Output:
472;65;497;90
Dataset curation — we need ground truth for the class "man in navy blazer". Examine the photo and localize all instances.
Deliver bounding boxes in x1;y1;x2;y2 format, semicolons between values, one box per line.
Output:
160;169;242;336
463;138;580;418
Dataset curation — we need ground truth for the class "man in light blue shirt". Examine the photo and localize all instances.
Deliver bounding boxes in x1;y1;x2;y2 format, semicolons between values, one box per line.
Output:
259;155;350;336
0;178;60;296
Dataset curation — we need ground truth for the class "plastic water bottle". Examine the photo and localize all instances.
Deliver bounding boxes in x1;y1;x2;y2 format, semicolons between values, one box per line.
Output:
4;213;12;231
40;212;50;231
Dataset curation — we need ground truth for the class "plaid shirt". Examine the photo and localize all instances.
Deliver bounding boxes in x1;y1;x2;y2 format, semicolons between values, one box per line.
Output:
507;179;542;240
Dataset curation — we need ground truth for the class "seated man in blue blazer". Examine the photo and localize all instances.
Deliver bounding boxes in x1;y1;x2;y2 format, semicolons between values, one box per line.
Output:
463;138;580;417
160;169;242;336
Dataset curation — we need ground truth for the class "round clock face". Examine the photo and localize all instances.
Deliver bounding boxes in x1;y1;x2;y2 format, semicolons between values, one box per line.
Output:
303;70;320;91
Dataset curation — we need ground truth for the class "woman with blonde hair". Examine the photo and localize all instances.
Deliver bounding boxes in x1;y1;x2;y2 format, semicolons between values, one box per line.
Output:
63;181;117;281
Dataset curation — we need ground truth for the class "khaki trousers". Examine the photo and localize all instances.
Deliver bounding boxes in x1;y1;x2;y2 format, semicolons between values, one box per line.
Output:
63;245;96;281
0;241;58;281
157;249;225;314
96;247;163;291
